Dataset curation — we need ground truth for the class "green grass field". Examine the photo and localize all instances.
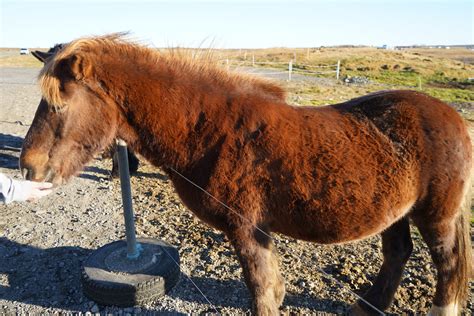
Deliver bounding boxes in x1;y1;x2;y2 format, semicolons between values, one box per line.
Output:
0;49;43;68
219;46;474;105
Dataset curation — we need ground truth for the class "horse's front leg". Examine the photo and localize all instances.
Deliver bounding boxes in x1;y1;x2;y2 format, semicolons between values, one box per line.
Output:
228;224;285;315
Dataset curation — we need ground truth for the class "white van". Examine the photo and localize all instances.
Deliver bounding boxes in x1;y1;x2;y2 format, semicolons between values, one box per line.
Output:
20;48;30;55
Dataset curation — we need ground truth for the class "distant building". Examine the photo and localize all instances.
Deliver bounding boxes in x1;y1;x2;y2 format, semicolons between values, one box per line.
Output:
377;44;394;50
395;44;473;50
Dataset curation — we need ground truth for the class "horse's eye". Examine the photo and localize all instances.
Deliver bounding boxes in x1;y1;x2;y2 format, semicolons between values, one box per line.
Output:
51;104;67;113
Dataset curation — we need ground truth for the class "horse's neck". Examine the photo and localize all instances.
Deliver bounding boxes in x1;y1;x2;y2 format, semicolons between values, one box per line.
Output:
116;65;230;170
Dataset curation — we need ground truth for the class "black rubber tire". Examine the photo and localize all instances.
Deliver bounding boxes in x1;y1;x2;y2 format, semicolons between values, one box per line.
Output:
81;238;180;307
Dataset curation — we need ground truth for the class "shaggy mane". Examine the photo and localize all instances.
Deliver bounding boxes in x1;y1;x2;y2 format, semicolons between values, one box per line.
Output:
38;34;286;108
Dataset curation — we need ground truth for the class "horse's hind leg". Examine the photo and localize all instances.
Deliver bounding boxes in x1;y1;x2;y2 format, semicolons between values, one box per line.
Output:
228;226;285;315
351;217;413;315
412;206;471;316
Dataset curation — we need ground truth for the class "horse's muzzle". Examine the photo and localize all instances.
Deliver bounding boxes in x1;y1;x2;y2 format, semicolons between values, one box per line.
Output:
20;164;54;183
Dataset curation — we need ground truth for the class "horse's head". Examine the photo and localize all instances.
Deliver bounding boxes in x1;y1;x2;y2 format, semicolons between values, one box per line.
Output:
20;43;120;184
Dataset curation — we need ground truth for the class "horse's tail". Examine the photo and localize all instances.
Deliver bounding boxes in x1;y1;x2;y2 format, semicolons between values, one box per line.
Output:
455;171;472;307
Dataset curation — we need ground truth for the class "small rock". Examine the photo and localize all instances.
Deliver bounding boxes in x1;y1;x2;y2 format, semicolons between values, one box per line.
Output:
343;75;370;85
90;304;99;313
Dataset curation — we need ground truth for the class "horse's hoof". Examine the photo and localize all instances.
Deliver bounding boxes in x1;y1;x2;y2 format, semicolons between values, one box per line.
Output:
427;303;459;316
252;301;280;316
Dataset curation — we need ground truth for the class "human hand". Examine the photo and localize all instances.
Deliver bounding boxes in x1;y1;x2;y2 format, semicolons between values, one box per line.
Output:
12;179;53;202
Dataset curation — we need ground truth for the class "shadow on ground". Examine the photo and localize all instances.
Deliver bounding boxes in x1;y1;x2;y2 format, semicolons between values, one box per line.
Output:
0;133;23;170
0;237;351;314
0;237;184;314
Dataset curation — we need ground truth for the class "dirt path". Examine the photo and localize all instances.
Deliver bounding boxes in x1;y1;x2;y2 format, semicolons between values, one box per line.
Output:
0;67;472;314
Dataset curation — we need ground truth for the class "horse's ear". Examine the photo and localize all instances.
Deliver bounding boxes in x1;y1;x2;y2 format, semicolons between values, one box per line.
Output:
32;50;53;63
57;54;92;80
70;54;92;80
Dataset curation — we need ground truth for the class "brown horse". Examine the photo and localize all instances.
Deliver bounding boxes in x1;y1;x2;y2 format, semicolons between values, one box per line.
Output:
20;35;471;315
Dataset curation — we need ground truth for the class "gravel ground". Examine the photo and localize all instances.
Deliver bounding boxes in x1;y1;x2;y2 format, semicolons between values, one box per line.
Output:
0;67;472;315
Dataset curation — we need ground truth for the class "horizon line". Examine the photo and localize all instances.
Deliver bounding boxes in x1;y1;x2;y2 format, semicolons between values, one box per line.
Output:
2;44;473;50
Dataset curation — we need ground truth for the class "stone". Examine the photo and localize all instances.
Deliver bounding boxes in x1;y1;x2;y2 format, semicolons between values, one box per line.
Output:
90;304;100;313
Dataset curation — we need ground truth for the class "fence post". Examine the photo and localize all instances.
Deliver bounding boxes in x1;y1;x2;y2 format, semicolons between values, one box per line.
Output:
288;60;293;81
226;59;230;71
336;60;341;80
252;54;255;67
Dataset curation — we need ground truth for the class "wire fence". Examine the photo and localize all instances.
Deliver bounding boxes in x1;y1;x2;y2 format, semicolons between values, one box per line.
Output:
220;56;341;81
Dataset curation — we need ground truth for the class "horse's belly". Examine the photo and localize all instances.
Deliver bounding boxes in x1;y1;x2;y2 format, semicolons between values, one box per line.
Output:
273;220;382;244
272;221;378;244
271;199;416;244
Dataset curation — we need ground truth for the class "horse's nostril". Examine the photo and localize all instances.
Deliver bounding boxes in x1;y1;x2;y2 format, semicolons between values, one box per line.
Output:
44;168;55;182
21;167;30;180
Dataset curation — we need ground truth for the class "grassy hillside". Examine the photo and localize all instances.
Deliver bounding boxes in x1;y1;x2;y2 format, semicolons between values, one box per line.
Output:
220;47;474;104
0;49;43;67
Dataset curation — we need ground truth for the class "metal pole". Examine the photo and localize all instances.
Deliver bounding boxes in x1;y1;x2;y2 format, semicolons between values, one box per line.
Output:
288;60;293;81
116;139;140;259
336;60;341;80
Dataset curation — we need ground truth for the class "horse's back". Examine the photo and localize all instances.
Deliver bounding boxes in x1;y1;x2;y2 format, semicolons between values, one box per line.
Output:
268;90;471;243
333;90;470;166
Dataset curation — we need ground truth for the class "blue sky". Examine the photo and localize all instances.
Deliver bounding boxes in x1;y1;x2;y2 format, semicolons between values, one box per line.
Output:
0;0;472;48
